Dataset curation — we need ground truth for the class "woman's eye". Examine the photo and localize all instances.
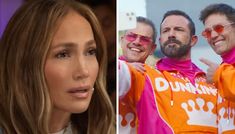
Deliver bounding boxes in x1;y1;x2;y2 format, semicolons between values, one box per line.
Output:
55;50;70;58
87;48;97;56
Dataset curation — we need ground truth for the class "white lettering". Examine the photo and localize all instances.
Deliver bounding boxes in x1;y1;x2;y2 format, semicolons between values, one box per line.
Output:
169;82;180;92
202;85;217;96
155;77;169;91
189;83;203;94
199;85;207;94
154;78;217;96
179;82;191;93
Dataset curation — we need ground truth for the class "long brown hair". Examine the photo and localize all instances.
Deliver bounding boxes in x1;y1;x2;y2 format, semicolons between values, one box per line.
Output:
0;0;115;133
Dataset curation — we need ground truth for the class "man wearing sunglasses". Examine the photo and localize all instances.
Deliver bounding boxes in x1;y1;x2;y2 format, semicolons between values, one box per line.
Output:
119;16;157;72
119;10;231;133
119;16;157;134
199;3;235;103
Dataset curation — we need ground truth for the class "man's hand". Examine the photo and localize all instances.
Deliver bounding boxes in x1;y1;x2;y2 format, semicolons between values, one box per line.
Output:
200;58;219;83
129;62;146;74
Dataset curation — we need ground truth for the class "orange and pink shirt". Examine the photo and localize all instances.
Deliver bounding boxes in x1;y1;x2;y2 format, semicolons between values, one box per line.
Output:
214;47;235;102
119;59;235;134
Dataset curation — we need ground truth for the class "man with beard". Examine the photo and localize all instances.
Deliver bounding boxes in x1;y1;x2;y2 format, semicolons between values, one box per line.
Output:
156;10;199;85
119;10;224;133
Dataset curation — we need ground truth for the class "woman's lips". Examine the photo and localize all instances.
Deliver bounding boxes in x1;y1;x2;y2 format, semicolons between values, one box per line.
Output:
67;86;91;99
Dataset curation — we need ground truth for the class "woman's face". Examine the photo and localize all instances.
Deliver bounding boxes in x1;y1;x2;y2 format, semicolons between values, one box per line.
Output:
45;11;99;114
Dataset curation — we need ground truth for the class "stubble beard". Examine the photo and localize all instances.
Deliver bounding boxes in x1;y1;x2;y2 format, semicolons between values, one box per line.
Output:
160;38;191;58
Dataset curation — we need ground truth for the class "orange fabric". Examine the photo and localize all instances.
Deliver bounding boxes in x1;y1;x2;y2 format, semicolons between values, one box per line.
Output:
213;63;235;101
119;63;146;129
119;62;235;134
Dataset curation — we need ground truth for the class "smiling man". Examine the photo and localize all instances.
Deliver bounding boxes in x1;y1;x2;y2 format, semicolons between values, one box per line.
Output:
199;3;235;102
120;16;157;63
119;10;235;134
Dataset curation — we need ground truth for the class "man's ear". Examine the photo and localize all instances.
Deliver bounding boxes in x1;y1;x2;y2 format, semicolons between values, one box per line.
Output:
120;36;124;40
150;44;157;55
159;37;161;42
120;36;125;48
190;35;198;47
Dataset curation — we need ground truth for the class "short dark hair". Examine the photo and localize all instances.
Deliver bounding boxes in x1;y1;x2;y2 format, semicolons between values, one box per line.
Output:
160;10;195;36
137;16;157;43
199;3;235;25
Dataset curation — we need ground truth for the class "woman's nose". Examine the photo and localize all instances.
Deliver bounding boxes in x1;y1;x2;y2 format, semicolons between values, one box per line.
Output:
72;56;89;80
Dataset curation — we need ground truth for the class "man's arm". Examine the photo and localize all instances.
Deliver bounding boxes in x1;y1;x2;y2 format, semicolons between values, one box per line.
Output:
214;63;235;101
200;58;235;101
119;60;132;98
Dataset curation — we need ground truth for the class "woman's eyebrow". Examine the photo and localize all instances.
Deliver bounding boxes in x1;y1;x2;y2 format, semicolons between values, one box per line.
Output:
51;42;77;50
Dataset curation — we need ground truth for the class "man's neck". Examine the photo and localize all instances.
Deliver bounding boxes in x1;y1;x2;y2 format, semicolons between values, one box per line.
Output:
221;46;235;64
